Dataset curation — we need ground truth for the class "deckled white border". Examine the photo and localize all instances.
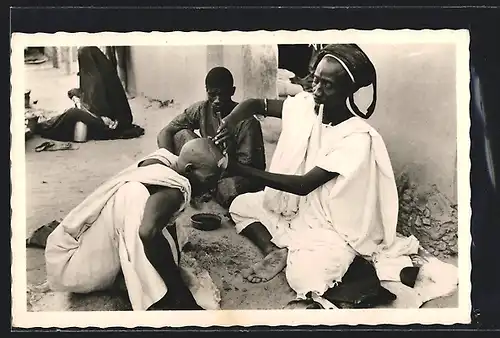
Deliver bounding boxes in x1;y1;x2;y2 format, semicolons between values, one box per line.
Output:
11;29;471;328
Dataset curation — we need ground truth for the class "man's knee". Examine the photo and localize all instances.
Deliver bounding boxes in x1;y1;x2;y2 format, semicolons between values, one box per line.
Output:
228;192;259;223
228;193;246;215
215;177;240;208
217;177;263;209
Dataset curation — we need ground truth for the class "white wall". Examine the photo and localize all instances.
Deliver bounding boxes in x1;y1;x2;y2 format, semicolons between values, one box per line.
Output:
128;43;457;201
128;46;208;104
128;45;278;105
358;43;457;201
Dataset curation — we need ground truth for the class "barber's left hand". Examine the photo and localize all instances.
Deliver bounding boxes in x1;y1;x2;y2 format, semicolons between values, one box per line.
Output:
213;118;234;145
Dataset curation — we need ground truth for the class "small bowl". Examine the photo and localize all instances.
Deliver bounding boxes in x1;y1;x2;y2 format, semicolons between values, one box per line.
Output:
191;213;222;231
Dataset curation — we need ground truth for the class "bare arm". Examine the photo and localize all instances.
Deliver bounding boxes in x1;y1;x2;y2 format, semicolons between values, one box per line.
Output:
213;98;284;144
226;98;285;120
237;133;372;196
157;105;201;152
137;156;185;240
233;162;338;196
139;187;184;241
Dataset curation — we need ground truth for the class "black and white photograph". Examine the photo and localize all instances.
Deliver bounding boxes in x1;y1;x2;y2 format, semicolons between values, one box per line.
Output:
11;30;471;327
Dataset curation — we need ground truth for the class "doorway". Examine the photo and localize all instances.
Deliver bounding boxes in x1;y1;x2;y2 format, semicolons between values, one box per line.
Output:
277;44;314;79
24;47;48;64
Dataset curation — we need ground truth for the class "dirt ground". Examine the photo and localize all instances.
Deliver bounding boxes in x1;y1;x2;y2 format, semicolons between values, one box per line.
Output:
23;62;456;312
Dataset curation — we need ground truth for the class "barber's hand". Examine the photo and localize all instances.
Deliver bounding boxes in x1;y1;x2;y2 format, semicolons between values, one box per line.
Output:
213;118;234;145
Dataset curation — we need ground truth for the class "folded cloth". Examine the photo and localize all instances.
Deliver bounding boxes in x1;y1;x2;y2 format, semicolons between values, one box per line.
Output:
372;234;420;283
45;149;192;311
262;91;317;220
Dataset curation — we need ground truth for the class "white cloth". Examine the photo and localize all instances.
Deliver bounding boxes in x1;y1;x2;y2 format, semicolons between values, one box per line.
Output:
278;81;304;97
45;149;192;310
277;70;303;96
230;92;415;298
262;92;317;221
231;191;357;298
372;234;420;282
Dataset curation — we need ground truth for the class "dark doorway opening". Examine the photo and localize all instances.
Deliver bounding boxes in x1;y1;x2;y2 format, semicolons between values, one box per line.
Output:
277;44;314;79
24;47;48;64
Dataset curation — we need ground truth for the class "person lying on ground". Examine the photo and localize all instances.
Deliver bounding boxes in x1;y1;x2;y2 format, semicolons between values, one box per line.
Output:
214;44;419;308
45;138;225;311
36;46;144;142
157;66;266;208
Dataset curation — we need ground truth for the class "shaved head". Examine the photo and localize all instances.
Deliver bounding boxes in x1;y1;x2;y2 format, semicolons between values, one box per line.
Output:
178;138;224;170
177;138;225;196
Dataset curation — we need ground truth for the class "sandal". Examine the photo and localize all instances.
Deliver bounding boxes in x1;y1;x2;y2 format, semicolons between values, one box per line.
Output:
46;142;78;151
35;141;54;152
35;141;79;152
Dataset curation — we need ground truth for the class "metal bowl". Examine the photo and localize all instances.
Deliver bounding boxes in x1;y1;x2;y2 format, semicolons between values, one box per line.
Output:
191;213;222;231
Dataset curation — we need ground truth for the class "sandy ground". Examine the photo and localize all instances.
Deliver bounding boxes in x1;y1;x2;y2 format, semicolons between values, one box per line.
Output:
23;63;457;312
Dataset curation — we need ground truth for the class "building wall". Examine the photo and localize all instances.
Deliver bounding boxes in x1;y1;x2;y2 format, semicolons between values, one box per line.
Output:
127;45;278;105
127;46;209;104
128;43;457;203
358;43;457;202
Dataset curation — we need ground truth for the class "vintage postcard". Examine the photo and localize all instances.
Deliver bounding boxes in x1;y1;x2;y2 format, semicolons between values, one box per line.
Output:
11;29;471;328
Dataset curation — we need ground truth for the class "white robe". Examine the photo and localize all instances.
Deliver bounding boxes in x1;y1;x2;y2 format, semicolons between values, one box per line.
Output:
45;149;192;311
230;92;418;298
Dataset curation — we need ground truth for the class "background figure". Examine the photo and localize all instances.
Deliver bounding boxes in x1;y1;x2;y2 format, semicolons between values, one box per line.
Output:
35;47;144;142
157;66;266;208
105;46;133;98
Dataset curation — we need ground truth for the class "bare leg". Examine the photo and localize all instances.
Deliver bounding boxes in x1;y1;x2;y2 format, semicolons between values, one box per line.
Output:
142;233;202;310
139;186;202;310
240;222;287;283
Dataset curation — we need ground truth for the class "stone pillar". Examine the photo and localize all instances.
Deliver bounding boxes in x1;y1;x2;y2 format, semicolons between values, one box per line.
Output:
241;45;278;100
51;47;59;68
57;47;71;75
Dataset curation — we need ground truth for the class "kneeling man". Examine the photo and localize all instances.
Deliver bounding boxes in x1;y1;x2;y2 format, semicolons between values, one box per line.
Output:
45;138;225;311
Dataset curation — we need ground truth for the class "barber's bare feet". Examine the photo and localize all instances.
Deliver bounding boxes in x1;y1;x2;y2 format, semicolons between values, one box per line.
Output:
241;248;287;283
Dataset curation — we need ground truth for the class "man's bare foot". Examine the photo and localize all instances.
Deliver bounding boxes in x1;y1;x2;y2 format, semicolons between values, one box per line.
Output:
241;248;287;283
